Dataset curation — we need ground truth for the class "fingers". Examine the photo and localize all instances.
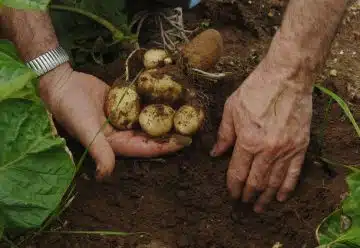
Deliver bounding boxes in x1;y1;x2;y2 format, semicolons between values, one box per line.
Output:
277;152;305;202
211;99;236;157
87;132;116;181
242;151;274;203
107;131;192;158
226;139;253;199
254;160;288;213
253;187;277;213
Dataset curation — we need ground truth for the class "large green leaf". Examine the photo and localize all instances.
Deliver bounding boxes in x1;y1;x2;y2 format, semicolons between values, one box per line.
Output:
0;99;75;230
0;0;50;10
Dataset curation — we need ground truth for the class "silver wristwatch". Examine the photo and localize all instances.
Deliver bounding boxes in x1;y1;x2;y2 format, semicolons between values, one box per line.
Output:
25;46;70;77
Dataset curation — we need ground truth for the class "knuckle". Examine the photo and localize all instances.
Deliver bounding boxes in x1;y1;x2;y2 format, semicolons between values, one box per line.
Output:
268;179;282;189
247;179;265;192
227;168;246;184
254;183;265;192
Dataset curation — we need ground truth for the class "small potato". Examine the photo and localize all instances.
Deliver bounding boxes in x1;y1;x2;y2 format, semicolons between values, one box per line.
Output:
137;68;184;104
143;49;168;69
104;85;141;130
139;104;175;137
174;105;205;136
181;29;224;71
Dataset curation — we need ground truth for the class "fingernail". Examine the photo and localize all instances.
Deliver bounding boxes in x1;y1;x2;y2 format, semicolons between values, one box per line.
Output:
254;205;264;213
277;193;287;202
210;145;218;157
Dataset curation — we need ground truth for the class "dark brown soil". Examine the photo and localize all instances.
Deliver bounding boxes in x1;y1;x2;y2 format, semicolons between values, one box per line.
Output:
28;0;360;248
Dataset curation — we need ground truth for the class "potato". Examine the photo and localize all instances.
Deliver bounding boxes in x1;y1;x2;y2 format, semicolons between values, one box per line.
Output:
104;85;141;130
139;104;175;137
181;29;224;71
174;105;205;136
137;68;184;104
143;49;169;69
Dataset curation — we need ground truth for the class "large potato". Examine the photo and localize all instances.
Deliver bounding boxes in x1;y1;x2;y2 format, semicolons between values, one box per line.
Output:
181;29;224;71
174;105;205;136
139;104;175;137
136;67;184;104
104;85;141;130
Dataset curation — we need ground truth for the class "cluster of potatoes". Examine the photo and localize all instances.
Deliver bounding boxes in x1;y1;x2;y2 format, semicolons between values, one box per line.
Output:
104;29;223;137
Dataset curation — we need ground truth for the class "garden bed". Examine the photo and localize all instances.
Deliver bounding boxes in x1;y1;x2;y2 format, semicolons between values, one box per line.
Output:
28;0;360;247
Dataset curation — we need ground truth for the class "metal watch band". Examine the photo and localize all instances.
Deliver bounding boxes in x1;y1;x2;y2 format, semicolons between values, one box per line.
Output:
25;46;70;77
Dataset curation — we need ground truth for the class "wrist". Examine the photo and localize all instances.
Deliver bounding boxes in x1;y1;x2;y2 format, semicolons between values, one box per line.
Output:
38;62;73;104
262;31;318;92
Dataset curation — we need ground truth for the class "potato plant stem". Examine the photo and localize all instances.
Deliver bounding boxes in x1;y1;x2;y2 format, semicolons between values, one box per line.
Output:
50;4;134;42
314;84;360;138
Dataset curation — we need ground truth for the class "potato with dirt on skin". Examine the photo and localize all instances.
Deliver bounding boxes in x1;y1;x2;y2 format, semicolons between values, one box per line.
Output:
136;67;184;104
143;49;172;69
174;104;205;136
104;85;141;130
181;29;224;71
139;104;175;137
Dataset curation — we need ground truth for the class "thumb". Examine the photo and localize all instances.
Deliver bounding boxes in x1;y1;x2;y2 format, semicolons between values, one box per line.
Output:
211;99;236;157
86;132;116;181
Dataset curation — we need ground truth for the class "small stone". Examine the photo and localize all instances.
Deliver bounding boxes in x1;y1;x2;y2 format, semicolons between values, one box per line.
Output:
339;50;345;55
80;173;90;180
272;242;283;248
329;69;338;77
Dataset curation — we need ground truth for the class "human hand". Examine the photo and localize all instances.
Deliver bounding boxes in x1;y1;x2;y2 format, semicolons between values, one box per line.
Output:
38;63;190;180
210;58;313;213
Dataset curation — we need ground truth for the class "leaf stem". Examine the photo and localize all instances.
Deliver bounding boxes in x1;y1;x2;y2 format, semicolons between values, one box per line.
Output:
314;84;360;138
49;4;134;42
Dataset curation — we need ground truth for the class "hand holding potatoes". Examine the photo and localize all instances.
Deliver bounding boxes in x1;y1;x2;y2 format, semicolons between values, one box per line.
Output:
38;65;190;181
104;29;224;138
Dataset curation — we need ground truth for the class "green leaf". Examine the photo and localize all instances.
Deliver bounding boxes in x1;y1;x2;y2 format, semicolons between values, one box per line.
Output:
314;84;360;138
316;172;360;247
0;98;75;230
0;40;37;102
77;0;128;29
316;210;344;245
342;173;360;219
0;40;22;62
0;0;50;10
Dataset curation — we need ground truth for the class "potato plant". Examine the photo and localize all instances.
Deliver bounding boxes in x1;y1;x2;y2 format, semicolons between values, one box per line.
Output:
104;29;224;137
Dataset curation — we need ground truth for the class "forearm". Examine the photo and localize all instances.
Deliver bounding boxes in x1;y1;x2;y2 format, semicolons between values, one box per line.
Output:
0;7;72;96
0;7;59;61
265;0;349;86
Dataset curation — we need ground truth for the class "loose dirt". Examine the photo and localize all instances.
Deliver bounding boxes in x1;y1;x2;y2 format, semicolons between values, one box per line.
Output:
30;0;360;247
